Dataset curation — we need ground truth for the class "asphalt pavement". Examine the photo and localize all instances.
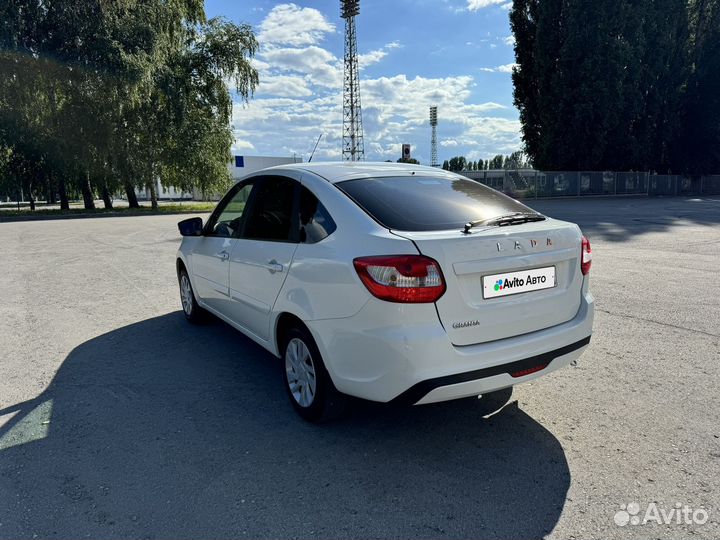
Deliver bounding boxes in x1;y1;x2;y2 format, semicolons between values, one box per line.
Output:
0;196;718;539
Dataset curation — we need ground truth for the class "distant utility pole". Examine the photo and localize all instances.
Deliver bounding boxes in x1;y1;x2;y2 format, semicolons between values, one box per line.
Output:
430;105;438;167
341;0;364;161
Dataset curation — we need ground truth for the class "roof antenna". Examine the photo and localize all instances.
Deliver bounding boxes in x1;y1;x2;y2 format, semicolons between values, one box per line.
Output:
308;133;323;163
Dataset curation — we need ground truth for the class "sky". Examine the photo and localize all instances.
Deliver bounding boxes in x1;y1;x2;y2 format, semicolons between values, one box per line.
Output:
204;0;519;164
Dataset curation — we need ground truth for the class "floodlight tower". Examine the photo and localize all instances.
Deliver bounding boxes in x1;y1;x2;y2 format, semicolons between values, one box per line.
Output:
341;0;364;161
430;106;438;167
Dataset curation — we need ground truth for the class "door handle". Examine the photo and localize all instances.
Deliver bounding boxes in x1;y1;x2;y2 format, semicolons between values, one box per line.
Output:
216;250;230;261
266;259;284;274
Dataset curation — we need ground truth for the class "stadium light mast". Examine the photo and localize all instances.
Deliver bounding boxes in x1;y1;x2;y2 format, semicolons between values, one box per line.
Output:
430;106;438;167
341;0;364;161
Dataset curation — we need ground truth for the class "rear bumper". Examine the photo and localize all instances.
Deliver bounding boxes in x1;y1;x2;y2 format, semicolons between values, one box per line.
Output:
397;336;589;404
307;288;594;404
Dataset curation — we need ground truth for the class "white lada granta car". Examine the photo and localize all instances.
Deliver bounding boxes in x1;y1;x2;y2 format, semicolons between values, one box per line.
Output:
176;162;594;421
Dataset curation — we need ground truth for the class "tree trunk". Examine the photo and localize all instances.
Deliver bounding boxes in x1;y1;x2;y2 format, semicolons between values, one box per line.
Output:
47;178;56;204
58;176;70;210
81;172;95;210
148;180;158;211
44;170;55;204
124;182;139;208
28;178;35;210
101;185;113;210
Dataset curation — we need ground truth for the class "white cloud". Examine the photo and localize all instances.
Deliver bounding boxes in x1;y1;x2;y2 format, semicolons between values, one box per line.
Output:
258;4;335;47
358;41;402;70
496;63;517;73
231;138;256;152
358;49;388;69
233;70;519;160
257;75;313;98
480;63;518;73
251;58;271;72
466;102;508;112
228;5;522;162
262;46;342;88
466;0;508;11
503;35;515;46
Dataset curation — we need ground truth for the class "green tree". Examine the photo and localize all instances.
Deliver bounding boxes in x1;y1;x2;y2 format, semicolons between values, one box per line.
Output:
442;160;450;170
510;0;554;168
503;151;529;169
632;0;688;172
510;0;715;174
0;0;258;210
132;17;258;208
447;156;467;172
488;155;504;169
676;0;720;173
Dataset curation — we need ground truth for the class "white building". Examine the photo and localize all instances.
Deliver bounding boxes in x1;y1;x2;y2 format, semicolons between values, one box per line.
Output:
228;155;302;181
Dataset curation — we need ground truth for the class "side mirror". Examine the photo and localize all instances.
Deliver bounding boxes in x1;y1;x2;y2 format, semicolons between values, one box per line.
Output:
178;217;203;236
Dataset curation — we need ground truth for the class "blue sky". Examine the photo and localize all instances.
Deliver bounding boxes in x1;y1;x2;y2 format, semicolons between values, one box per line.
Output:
205;0;519;163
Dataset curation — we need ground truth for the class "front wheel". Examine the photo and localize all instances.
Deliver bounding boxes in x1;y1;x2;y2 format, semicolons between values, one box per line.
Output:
282;326;346;422
178;268;206;323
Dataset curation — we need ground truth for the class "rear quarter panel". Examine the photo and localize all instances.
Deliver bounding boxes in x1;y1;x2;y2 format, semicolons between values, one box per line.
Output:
271;171;420;335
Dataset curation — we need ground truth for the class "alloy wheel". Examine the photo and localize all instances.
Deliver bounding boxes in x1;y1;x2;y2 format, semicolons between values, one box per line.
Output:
180;274;193;316
285;338;317;407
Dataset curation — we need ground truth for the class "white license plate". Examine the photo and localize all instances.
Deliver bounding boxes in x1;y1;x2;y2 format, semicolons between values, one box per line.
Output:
482;266;556;299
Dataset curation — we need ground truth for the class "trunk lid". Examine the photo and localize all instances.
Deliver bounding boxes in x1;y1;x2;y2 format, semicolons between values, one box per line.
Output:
393;219;584;346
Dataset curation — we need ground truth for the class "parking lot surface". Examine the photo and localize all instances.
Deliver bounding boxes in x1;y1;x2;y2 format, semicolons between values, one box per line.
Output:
1;196;719;539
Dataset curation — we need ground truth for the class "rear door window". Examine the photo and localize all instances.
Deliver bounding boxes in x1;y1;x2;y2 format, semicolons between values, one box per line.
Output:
337;176;539;231
299;186;336;243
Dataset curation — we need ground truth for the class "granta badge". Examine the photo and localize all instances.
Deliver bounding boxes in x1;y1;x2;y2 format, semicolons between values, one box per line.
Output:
452;320;481;329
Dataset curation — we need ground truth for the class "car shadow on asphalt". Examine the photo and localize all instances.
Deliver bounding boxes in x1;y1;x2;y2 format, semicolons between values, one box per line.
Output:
532;195;720;242
0;312;570;539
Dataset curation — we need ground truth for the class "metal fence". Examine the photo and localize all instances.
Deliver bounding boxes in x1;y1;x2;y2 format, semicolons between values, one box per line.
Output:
461;170;720;199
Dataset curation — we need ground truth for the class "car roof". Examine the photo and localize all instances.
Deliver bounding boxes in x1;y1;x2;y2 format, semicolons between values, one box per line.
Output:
259;161;460;184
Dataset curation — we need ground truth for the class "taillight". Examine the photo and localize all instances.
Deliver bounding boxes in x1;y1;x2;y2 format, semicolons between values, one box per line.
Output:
353;255;446;303
581;235;592;275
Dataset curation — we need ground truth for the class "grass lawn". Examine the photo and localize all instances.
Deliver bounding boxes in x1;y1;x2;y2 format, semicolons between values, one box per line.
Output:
0;202;216;220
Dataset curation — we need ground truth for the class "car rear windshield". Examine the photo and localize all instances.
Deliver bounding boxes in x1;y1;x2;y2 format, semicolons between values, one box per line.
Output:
337;175;539;231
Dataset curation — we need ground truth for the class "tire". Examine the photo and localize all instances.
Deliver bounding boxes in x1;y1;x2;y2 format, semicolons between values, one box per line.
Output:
282;325;346;422
178;268;206;323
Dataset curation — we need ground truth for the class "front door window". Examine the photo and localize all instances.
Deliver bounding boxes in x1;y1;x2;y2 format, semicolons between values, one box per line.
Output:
207;182;254;238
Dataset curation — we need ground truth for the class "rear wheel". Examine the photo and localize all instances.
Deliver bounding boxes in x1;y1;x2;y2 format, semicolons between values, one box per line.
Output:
282;325;346;422
178;268;205;323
